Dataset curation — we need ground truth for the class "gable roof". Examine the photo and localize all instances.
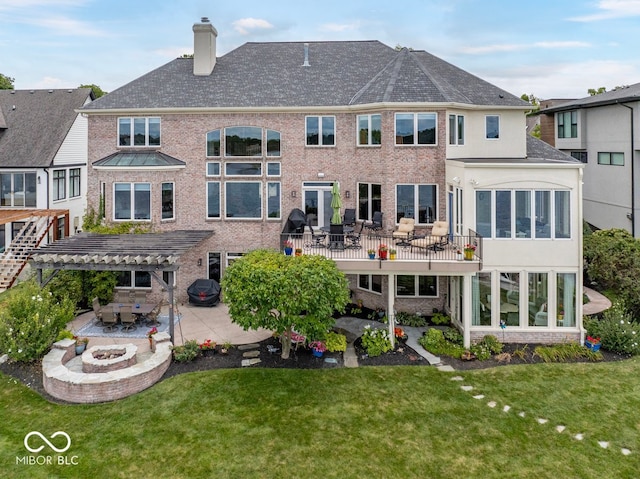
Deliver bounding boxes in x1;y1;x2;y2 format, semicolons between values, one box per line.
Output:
83;41;528;111
0;88;93;168
541;82;640;113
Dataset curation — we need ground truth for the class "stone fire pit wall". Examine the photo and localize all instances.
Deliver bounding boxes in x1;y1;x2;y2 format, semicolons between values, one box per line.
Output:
42;333;172;404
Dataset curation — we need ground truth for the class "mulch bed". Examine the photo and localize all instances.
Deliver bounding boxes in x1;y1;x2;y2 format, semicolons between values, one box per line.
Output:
0;337;632;404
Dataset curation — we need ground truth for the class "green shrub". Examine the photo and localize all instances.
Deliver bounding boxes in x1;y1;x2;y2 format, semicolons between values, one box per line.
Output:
360;326;392;357
419;328;465;358
533;342;603;362
478;335;503;354
395;311;426;327
430;312;450;325
442;327;463;344
56;329;75;341
325;331;347;352
585;301;640;355
172;340;202;362
0;281;76;362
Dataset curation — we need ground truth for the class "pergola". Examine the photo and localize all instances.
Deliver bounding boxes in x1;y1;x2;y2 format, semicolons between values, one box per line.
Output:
28;230;214;342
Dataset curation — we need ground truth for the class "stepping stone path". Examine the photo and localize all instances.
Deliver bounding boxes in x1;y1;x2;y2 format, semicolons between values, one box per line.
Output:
455;373;634;458
239;344;261;367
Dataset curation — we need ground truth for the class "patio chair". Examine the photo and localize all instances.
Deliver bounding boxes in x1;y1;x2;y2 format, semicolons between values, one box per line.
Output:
345;221;364;249
115;290;130;304
410;221;448;253
120;305;137;332
364;211;383;235
392;217;415;246
304;218;327;248
343;208;356;227
92;297;103;323
144;301;163;326
101;306;119;333
328;223;345;250
133;290;147;305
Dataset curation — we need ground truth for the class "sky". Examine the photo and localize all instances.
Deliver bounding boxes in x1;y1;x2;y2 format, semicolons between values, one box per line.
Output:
1;0;640;100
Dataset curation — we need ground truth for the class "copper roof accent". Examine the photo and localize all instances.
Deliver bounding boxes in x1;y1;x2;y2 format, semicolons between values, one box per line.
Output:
29;230;213;271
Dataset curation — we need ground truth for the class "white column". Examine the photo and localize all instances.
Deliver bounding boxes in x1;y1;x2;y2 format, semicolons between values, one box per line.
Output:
388;274;395;348
462;274;472;348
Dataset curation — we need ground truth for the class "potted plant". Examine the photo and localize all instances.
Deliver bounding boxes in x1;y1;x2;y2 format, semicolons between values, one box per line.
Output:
309;340;327;357
378;244;388;260
389;248;397;260
147;326;158;348
220;340;234;354
585;335;601;352
456;249;463;260
463;243;476;260
294;247;303;257
74;337;88;355
367;248;376;259
199;339;216;353
283;240;294;255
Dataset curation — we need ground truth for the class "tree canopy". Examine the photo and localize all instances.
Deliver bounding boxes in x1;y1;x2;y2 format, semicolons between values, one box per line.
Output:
0;73;15;90
79;83;106;98
221;249;350;358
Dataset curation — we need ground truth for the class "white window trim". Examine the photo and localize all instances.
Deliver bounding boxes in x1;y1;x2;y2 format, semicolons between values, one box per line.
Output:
395;183;438;226
356;113;382;147
224;162;263;177
224;181;263;220
266;162;281;177
305;115;336;147
394;112;438;146
117;117;161;148
205;129;221;158
396;275;439;298
485;115;500;140
206;161;221;177
112;182;152;222
357;274;383;295
448;114;465;146
206;181;221;220
161;181;175;221
266;181;281;221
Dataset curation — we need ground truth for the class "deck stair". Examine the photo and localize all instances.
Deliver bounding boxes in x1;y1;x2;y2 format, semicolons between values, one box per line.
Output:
0;215;55;291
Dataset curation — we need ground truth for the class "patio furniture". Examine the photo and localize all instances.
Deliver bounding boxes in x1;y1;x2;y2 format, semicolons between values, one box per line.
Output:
410;221;448;253
364;211;383;235
328;223;345;250
392;217;415;246
345;221;364;249
144;301;163;326
305;220;327;248
114;290;130;303
343;208;356;226
92;297;103;323
101;306;119;333
120;305;137;332
133;291;147;304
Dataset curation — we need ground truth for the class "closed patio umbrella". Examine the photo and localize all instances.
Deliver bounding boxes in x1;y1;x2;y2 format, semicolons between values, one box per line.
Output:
330;181;342;224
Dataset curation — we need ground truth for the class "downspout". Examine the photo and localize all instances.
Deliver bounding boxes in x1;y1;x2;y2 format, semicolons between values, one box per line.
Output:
43;168;50;209
620;103;635;237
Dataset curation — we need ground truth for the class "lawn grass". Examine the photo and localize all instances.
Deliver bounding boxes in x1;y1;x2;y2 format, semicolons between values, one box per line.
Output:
1;359;639;478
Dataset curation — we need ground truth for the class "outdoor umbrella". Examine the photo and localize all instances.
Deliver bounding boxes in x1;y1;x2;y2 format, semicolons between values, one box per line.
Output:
330;181;342;224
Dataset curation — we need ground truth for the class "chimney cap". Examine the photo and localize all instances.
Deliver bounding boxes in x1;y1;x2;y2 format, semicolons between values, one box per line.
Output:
201;17;210;23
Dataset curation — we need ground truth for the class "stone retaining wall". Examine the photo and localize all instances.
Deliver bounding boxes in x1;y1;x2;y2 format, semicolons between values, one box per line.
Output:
42;333;172;404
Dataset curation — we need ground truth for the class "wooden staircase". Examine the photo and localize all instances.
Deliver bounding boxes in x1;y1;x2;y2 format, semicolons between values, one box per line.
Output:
0;215;56;291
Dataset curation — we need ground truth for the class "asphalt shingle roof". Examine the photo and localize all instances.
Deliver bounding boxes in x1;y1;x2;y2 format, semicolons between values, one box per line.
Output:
0;88;93;168
83;41;528;111
541;82;640;113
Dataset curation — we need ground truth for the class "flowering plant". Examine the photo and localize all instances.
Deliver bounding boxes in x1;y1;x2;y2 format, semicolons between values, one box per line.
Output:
283;240;294;248
586;335;601;345
378;244;388;252
147;327;158;338
73;336;88;345
367;249;376;255
394;327;406;339
200;339;216;350
464;243;477;252
309;340;327;353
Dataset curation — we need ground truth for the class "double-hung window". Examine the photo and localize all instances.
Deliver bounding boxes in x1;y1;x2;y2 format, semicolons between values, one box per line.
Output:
114;183;151;220
357;183;382;221
357;114;381;146
53;170;66;201
306;116;335;146
118;117;160;147
69;168;81;198
448;114;464;145
395;113;436;145
396;184;437;224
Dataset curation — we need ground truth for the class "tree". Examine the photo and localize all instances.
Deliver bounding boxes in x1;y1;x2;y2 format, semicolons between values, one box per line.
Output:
588;87;607;96
0;73;15;90
79;83;106;98
221;249;350;359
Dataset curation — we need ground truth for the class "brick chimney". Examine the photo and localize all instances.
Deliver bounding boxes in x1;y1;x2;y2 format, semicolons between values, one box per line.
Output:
193;17;217;76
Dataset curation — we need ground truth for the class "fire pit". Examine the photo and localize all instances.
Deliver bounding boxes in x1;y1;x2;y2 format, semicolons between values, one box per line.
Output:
82;344;138;373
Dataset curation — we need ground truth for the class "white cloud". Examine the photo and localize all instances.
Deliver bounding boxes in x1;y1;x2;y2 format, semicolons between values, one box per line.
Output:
569;0;640;22
232;18;274;35
461;41;590;55
28;15;107;36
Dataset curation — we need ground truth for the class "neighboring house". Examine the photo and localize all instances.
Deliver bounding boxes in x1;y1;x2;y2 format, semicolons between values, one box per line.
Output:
0;88;93;289
80;19;583;346
540;86;640;236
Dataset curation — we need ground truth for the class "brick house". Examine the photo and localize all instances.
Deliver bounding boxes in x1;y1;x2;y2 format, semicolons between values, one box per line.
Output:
81;19;584;346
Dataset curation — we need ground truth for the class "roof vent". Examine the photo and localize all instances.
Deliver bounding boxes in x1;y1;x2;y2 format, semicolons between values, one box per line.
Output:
302;43;310;67
201;17;210;23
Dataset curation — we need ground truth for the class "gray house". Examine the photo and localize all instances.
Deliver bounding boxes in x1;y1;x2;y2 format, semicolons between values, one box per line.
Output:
540;84;640;236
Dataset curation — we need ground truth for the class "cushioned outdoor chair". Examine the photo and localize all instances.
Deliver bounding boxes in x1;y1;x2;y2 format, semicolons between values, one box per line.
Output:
410;220;449;253
101;306;119;333
343;208;356;227
392;217;415;246
119;305;137;332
